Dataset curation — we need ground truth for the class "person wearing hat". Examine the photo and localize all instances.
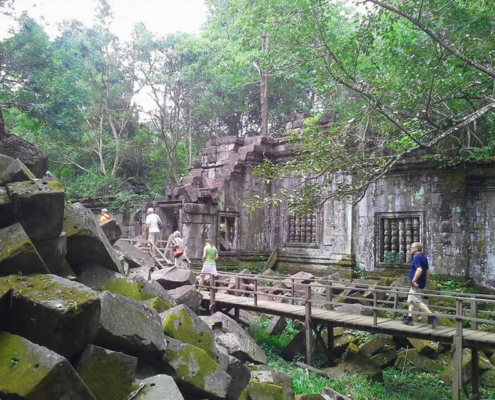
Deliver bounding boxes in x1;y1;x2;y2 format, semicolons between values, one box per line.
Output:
99;208;112;224
143;208;162;256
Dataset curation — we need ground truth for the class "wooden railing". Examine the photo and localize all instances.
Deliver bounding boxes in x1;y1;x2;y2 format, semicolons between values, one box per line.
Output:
199;271;495;400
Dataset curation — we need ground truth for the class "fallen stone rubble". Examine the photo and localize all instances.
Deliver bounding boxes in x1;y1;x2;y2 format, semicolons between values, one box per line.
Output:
0;142;302;400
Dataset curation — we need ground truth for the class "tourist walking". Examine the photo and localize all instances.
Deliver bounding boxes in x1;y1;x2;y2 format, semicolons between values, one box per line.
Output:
198;238;219;291
172;231;188;269
403;242;439;328
99;208;112;224
143;208;162;256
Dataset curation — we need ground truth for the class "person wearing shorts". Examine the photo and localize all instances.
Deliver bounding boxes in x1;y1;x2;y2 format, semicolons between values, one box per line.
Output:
143;208;161;256
403;242;438;328
198;238;218;291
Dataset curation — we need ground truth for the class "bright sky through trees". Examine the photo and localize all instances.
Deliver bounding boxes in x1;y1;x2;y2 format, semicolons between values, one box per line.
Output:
0;0;208;40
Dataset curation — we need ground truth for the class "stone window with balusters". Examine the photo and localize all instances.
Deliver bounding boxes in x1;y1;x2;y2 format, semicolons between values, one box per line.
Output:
376;213;423;264
287;214;317;245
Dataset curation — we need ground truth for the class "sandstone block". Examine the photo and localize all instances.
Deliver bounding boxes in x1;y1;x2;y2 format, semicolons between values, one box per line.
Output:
0;134;48;177
395;349;441;372
94;291;166;359
163;336;231;399
370;347;397;367
202;312;267;364
75;262;175;307
167;285;203;312
227;355;251;400
0;154;35;185
33;232;67;275
0;331;95;400
99;219;122;244
408;338;441;356
359;335;394;356
64;205;123;273
6;177;65;241
133;374;185;400
161;304;219;361
152;266;196;290
266;316;287;336
0;223;49;276
239;381;295;400
75;345;137;400
1;274;100;357
114;238;155;270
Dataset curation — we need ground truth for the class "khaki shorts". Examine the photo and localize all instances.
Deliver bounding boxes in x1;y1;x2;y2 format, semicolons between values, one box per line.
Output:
407;287;424;304
148;232;160;245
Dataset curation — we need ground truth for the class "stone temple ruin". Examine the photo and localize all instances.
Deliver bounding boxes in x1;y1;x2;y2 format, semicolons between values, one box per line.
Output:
151;113;495;289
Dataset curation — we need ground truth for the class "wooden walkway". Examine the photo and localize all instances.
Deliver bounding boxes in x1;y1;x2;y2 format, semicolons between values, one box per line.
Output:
201;291;495;349
198;271;495;400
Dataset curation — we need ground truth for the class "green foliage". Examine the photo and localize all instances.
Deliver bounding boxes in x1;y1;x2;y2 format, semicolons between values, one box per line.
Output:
383;251;403;264
9;353;20;367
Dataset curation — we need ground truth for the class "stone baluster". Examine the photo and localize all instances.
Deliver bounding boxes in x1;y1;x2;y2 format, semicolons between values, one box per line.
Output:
399;219;405;263
383;219;391;260
405;218;412;261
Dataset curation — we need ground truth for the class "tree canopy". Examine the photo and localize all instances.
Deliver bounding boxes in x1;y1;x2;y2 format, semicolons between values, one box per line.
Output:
1;0;494;213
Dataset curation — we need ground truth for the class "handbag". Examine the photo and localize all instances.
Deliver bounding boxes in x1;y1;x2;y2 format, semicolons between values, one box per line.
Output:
173;246;184;258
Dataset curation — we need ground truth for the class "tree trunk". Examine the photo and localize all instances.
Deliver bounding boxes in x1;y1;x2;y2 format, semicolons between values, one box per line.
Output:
0;105;9;139
260;33;269;137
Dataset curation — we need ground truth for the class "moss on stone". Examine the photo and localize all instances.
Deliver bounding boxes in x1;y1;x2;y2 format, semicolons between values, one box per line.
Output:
0;332;51;396
146;297;174;313
162;308;216;359
164;343;219;390
243;381;287;400
46;179;64;191
99;278;155;302
100;278;142;301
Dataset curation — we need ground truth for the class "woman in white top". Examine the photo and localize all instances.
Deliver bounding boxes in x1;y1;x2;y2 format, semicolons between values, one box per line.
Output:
172;231;188;269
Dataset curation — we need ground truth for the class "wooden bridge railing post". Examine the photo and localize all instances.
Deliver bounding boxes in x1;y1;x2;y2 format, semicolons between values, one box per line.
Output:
392;292;398;321
210;274;216;316
305;285;312;366
326;282;333;311
254;278;258;306
453;298;464;400
235;276;240;296
471;299;478;331
291;278;295;305
373;291;378;326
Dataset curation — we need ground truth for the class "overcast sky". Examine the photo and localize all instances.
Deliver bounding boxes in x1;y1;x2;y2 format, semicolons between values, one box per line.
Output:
0;0;208;40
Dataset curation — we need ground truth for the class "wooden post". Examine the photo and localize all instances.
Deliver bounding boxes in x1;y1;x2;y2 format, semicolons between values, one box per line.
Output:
471;347;479;399
392;292;398;320
305;285;312;366
327;323;334;361
471;299;478;331
453;298;463;400
235;276;240;296
291;278;295;305
373;291;378;326
326;282;333;311
254;278;258;306
210;274;216;315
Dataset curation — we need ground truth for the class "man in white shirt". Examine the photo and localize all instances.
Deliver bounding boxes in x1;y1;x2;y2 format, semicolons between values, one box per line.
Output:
143;208;161;256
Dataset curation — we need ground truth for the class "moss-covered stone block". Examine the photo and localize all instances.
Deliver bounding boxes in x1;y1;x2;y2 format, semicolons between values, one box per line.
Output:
75;345;137;400
295;395;324;400
344;343;360;361
334;334;357;357
162;304;218;361
408;338;441;356
94;291;166;359
64;205;123;273
360;335;393;356
0;223;49;276
163;337;231;399
0;154;35;185
371;347;397;367
396;349;441;373
239;380;292;400
440;348;493;385
1;273;100;358
0;331;95;400
6;177;65;241
146;297;174;313
76;262;176;305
